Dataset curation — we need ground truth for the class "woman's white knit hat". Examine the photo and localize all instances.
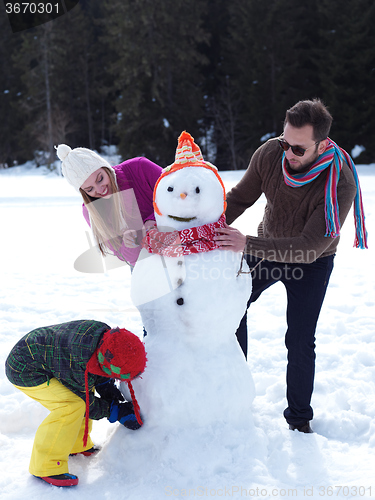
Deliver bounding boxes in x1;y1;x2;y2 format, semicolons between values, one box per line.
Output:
56;144;115;191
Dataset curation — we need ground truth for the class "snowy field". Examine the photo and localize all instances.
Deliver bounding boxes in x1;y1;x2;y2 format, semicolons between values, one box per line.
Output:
0;162;374;499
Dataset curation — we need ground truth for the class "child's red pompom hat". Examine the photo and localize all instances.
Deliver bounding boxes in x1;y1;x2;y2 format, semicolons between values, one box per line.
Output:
84;328;147;446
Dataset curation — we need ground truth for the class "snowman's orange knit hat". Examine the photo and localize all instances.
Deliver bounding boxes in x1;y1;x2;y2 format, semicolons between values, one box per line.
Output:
153;131;227;216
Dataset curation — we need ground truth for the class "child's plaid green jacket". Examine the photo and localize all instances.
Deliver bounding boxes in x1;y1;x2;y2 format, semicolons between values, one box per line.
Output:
5;319;113;420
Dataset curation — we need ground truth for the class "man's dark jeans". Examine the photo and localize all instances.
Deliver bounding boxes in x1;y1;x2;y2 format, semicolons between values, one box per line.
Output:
236;254;335;426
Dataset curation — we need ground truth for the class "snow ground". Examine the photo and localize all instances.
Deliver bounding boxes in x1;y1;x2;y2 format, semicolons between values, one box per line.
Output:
0;162;374;499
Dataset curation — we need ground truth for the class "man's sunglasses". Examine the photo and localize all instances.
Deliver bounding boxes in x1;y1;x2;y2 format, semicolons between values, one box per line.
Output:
278;136;320;157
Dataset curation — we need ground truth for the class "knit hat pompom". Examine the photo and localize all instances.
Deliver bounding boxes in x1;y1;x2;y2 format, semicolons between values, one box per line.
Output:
55;144;71;162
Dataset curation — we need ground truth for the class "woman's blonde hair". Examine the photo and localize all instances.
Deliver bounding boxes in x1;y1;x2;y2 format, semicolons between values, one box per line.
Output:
80;167;127;257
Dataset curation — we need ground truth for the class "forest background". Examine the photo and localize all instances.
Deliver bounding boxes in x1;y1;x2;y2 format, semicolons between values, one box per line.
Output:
1;0;375;171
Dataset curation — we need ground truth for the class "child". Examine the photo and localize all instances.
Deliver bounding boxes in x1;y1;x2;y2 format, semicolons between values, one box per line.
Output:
56;144;162;267
5;319;147;487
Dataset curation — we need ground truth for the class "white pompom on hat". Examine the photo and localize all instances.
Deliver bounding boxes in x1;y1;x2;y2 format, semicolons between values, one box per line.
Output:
56;144;115;191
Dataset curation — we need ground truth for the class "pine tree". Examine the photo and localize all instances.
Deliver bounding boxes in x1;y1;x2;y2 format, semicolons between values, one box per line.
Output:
13;20;67;165
215;0;323;168
0;15;31;165
3;0;374;166
11;2;117;165
317;0;375;161
54;0;119;151
101;0;210;165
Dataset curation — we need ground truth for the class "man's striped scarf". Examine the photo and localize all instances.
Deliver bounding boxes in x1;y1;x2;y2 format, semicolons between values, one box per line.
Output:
282;138;368;249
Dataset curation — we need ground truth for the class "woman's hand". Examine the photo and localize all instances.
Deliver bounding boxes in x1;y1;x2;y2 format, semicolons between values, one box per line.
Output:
123;220;157;248
123;229;139;248
213;222;247;252
144;219;157;232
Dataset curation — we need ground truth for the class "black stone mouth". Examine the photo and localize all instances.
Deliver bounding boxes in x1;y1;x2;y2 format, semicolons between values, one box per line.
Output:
168;215;197;222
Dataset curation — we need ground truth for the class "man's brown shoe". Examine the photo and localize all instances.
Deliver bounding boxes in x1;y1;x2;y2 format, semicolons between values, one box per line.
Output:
289;422;313;433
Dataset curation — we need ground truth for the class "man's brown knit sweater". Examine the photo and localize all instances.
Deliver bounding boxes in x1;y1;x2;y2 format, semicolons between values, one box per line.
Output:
225;138;357;264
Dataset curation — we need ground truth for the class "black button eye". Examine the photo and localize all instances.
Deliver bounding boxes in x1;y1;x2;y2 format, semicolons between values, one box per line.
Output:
195;187;200;193
167;186;174;192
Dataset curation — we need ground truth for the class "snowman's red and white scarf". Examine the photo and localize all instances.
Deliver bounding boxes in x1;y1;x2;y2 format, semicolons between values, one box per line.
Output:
142;214;226;257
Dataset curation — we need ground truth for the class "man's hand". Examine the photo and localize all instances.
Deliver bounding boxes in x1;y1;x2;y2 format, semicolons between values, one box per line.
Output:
214;222;247;253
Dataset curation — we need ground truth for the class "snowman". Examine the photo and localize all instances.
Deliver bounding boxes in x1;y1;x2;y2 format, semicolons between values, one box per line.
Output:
128;132;255;433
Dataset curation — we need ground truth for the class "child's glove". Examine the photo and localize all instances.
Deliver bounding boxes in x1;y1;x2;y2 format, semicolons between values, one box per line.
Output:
96;379;124;404
108;401;142;430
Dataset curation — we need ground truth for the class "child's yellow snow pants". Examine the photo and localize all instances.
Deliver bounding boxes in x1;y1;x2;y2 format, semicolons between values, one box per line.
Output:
14;378;94;477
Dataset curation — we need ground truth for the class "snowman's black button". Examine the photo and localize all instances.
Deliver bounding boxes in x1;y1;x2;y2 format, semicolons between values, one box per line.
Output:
177;278;183;286
176;297;184;305
177;260;183;266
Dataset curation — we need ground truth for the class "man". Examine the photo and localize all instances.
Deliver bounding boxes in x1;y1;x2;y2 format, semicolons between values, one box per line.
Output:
214;99;367;433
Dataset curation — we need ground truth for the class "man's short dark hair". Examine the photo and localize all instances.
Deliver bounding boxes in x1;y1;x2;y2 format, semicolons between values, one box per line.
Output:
284;98;333;142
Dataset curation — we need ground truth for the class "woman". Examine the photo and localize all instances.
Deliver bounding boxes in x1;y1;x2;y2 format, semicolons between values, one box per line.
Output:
5;320;147;487
56;144;163;266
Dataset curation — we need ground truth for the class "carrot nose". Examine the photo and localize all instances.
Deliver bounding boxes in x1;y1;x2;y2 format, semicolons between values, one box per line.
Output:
180;193;187;199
